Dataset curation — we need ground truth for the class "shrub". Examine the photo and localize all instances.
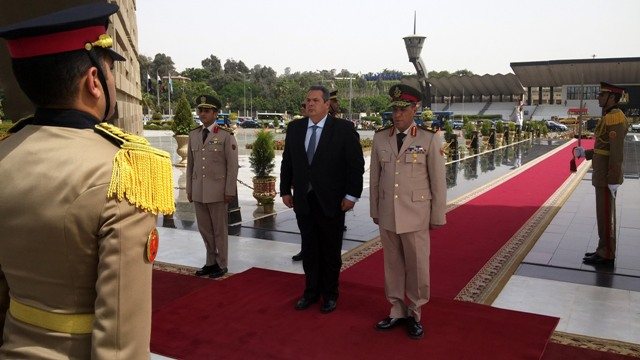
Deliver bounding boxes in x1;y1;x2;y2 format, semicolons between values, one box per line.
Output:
495;121;504;133
152;112;163;121
171;94;195;135
249;129;275;178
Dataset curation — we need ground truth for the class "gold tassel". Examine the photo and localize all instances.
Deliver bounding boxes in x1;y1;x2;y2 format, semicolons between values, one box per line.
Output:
604;110;627;127
97;123;175;215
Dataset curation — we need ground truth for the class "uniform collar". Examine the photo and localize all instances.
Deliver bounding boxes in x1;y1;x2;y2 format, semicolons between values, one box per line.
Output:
32;108;100;129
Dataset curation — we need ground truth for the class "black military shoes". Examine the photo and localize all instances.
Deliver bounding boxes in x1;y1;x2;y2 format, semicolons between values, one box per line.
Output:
209;266;228;278
294;297;318;310
583;254;614;266
195;265;216;277
406;317;424;339
375;317;404;330
291;251;303;262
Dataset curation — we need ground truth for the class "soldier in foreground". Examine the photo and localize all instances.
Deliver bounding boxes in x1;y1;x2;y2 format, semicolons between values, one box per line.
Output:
0;3;175;358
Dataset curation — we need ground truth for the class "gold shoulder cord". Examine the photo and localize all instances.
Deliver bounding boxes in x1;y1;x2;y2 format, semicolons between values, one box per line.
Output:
95;123;175;215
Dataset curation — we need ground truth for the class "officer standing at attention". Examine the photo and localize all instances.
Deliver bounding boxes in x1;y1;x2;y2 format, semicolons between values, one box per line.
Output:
574;82;628;266
370;84;447;339
187;95;239;278
0;3;175;358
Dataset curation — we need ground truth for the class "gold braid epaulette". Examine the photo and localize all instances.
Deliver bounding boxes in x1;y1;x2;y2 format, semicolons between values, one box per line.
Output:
95;123;175;215
604;109;627;127
417;124;437;133
217;125;234;135
375;124;393;133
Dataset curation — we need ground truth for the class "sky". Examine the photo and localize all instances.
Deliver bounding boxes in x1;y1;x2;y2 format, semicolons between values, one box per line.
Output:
137;0;640;77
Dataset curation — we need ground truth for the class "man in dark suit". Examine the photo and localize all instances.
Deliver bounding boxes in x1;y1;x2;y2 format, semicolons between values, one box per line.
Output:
280;85;364;313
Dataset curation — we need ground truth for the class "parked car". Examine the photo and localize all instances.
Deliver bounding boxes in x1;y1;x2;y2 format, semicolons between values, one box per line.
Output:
239;120;261;128
546;120;568;132
452;119;464;130
630;123;640;133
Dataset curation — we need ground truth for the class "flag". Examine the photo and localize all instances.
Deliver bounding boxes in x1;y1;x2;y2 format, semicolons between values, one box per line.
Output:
168;75;173;94
146;72;151;92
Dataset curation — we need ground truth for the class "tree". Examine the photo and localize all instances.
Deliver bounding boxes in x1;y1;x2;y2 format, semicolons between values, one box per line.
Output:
453;69;475;77
249;129;275;178
202;55;222;75
171;94;195;135
152;53;176;79
182;68;212;83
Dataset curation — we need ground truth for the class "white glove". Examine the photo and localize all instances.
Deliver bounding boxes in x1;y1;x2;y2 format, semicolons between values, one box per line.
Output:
608;184;619;198
573;146;585;158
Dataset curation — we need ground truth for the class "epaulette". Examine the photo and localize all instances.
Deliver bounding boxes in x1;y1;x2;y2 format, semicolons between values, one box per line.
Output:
604;108;627;127
95;122;175;215
216;125;234;135
417;124;437;133
375;124;393;133
190;125;202;132
1;116;35;141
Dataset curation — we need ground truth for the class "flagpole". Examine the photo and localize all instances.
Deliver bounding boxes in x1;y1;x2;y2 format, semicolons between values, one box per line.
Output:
156;71;160;111
167;73;172;116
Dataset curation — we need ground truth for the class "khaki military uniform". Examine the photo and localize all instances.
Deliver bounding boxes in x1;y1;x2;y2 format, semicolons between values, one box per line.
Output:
0;116;174;359
186;125;239;269
585;107;627;259
370;124;447;321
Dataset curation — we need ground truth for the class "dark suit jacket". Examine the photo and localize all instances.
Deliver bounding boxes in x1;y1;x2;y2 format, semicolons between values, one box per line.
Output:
280;115;364;217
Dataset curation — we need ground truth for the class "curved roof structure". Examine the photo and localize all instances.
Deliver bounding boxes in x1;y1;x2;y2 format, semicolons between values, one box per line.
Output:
428;73;524;97
510;57;640;87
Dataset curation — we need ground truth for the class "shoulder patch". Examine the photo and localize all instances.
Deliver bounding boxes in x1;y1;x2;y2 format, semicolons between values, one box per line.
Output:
417;124;437;133
375;124;393;133
95;123;175;215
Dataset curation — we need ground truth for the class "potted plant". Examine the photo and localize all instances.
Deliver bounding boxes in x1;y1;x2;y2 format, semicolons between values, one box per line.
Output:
249;129;277;212
495;120;505;146
171;94;196;166
421;108;434;128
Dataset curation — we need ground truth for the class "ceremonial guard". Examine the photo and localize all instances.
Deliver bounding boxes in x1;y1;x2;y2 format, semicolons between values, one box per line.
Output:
575;82;628;266
0;3;174;358
187;95;239;278
370;84;447;339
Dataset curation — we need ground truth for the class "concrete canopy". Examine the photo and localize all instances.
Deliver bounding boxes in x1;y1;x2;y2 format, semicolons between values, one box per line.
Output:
510;57;640;87
428;73;524;98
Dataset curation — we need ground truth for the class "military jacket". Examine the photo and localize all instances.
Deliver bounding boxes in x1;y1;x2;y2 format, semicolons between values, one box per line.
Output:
186;125;239;203
585;107;627;186
0;109;166;359
370;124;447;234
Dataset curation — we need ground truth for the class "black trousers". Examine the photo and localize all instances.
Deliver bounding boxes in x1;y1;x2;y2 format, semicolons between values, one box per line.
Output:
296;191;345;301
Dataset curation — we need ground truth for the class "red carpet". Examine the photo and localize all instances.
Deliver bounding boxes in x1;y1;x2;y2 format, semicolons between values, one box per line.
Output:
342;140;592;298
152;268;558;360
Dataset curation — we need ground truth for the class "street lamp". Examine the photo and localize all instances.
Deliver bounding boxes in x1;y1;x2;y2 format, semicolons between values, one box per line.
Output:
335;76;355;120
403;12;431;109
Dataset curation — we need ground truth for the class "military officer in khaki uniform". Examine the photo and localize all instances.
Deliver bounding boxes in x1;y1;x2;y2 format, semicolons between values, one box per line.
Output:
370;84;447;339
187;95;239;278
575;82;628;266
0;4;175;359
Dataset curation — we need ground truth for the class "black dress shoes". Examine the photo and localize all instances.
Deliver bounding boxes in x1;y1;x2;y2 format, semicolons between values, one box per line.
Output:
195;265;216;277
406;317;424;339
209;267;228;278
292;251;303;262
320;299;337;313
584;251;596;257
582;254;614;266
294;297;318;310
375;317;404;331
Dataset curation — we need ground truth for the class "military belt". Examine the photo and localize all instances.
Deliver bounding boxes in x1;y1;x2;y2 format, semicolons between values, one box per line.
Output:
594;149;610;156
9;298;94;334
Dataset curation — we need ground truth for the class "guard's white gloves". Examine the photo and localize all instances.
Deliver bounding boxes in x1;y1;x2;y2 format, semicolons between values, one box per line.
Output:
573;146;585;158
608;184;619;198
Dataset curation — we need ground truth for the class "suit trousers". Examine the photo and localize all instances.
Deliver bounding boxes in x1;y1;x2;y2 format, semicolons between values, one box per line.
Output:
379;227;430;322
595;186;616;259
194;201;229;268
296;191;345;301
